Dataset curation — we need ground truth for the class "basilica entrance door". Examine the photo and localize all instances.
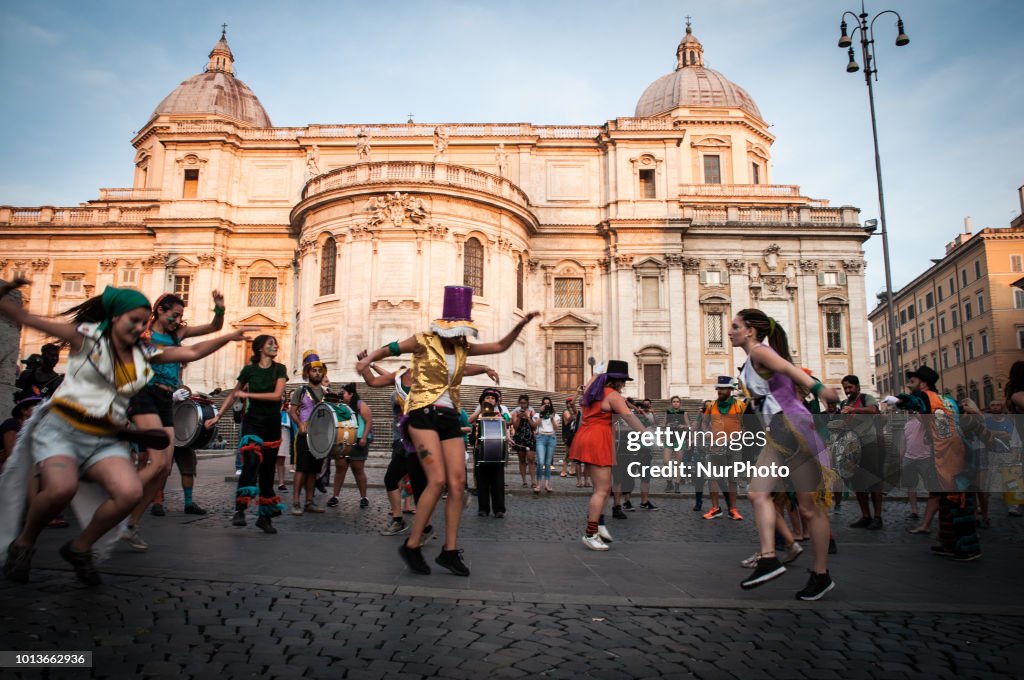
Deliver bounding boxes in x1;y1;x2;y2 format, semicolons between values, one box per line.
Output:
554;342;584;394
643;364;662;400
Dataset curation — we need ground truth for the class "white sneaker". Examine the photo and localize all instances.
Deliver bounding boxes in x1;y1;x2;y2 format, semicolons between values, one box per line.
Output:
234;470;242;476
120;527;149;551
597;524;613;543
582;534;609;551
741;551;761;568
783;541;804;564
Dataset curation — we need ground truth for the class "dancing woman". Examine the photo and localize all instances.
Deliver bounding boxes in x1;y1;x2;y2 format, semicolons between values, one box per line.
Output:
207;335;288;534
0;280;248;584
570;360;647;551
121;291;226;550
729;308;840;600
355;285;538;576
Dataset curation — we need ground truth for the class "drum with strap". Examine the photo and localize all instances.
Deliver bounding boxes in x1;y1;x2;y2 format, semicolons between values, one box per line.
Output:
475;417;508;465
173;395;218;449
306;401;358;460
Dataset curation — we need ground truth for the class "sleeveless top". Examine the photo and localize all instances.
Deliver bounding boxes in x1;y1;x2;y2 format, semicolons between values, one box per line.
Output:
147;330;182;388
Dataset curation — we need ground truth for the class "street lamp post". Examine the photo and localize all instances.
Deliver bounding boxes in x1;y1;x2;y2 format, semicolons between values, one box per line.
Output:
838;1;909;393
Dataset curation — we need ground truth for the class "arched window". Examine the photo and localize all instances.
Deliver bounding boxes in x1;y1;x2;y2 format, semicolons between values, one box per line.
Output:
319;237;336;296
516;257;524;309
464;237;484;296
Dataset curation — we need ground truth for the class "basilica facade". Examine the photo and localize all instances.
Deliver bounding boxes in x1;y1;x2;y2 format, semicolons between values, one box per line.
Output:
0;25;872;398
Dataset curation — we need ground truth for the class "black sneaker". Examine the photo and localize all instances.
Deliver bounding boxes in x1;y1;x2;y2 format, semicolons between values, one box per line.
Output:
692;503;703;512
435;548;470;577
231;510;246;526
3;542;35;583
399;542;431;574
477;511;489;517
795;570;835;601
740;556;786;590
326;496;340;508
849;517;872;529
931;545;955;557
59;541;102;586
664;481;674;493
952;551;982;562
359;497;369;509
184;503;208;516
623;500;635;512
867;517;884;530
640;501;658;510
255;516;277;534
494;512;505;519
150;503;166;517
612;505;628;520
828;537;838;555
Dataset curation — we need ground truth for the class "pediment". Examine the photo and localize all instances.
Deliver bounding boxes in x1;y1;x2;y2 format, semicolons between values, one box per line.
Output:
234;312;286;329
633;256;666;270
540;312;598;330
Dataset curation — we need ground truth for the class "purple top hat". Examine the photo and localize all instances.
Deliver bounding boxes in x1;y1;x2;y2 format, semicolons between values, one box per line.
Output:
432;285;479;338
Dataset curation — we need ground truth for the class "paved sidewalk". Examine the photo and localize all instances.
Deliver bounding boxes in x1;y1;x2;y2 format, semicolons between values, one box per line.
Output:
2;453;1022;679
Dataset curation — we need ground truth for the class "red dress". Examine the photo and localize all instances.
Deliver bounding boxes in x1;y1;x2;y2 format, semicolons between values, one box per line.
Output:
569;387;615;467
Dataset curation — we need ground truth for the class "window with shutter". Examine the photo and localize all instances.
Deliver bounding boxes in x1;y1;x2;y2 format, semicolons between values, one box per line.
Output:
554;277;583;308
248;277;277;307
706;312;724;350
463;238;484;296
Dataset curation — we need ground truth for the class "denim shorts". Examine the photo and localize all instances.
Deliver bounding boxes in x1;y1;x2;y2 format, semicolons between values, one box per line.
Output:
32;410;131;471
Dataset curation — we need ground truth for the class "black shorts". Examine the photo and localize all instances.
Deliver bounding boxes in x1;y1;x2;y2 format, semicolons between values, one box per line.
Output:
173;447;197;476
294;433;323;475
128;384;174;427
406;404;463;442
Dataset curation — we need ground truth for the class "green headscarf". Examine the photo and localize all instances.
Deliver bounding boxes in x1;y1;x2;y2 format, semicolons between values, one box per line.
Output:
97;285;150;332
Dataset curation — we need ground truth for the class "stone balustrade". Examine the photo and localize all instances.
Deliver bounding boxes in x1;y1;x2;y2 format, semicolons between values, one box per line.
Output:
0;205;158;226
97;188;163;201
682;204;859;227
302;161;531;209
678;183;802;198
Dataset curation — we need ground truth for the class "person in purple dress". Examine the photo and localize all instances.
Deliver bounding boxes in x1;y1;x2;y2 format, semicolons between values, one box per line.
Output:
730;308;840;601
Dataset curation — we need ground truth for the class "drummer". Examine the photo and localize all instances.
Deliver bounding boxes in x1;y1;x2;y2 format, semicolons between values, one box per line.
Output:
287;351;329;515
121;290;227;551
356;285;539;577
468;388;512;518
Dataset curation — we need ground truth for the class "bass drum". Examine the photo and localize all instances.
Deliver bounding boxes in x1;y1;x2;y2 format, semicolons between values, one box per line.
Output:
306;401;358;460
475;417;507;465
173;396;218;449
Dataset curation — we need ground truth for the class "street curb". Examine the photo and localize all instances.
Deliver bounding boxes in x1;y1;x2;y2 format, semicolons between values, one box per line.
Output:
24;565;1024;616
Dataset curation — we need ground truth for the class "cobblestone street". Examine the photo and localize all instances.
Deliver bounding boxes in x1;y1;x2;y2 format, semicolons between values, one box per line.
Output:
3;453;1023;678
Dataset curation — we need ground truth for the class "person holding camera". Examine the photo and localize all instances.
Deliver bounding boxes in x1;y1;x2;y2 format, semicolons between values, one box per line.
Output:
511;394;539;491
534;397;561;493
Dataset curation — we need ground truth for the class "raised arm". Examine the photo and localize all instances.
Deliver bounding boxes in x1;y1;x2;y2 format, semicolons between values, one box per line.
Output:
156;328;249;364
355;335;419;373
178;290;226;340
0;278;83;351
355;349;400;388
464;363;499;384
467;311;540;356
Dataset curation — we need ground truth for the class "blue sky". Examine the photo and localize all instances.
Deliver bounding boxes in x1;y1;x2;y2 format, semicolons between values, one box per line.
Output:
1;0;1021;302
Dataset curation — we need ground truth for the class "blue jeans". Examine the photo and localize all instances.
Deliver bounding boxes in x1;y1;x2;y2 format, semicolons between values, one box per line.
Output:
535;434;556;481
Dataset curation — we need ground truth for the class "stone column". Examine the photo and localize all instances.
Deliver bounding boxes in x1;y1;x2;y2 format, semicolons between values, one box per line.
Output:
666;255;688;393
682;258;702;393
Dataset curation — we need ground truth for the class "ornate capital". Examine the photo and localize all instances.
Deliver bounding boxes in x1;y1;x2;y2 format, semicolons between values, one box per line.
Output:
223;257;236;272
681;257;701;272
842;259;864;274
725;258;746;274
664;254;684;267
298;239;317;256
598;258;610;273
99;259;118;272
31;259;50;271
496;236;514;253
614;254;634;268
370;299;421;311
197;253;217;266
83;283;95;297
799;259;819;273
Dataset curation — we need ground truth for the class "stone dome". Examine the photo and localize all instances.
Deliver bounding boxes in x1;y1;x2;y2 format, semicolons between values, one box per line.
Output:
634;23;762;120
151;31;272;128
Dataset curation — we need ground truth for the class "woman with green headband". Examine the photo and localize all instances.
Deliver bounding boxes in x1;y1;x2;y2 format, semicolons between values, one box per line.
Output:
0;279;250;586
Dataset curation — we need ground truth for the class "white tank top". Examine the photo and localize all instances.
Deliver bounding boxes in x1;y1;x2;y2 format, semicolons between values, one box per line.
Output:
740;350;781;418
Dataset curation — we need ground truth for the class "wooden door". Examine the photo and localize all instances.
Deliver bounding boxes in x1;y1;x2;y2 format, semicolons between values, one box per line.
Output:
554;342;584;394
643;364;662;400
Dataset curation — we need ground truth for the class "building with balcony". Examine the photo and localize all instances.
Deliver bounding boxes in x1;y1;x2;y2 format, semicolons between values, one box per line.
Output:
0;23;872;397
869;204;1024;405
